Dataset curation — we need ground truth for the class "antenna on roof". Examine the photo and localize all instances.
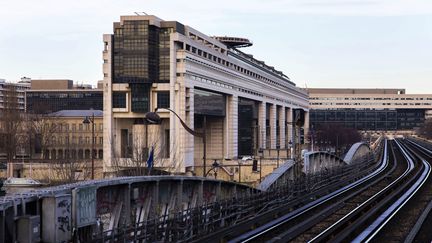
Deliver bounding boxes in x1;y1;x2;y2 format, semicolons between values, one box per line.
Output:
134;12;148;16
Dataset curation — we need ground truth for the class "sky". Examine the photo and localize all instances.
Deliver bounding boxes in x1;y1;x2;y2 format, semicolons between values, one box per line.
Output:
0;0;431;93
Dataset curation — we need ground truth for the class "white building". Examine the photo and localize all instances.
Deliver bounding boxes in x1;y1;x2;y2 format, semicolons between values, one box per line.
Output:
102;15;309;175
308;88;432;133
0;78;30;112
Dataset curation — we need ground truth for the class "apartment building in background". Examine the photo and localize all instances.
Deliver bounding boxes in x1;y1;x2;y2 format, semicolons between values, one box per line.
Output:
0;78;30;112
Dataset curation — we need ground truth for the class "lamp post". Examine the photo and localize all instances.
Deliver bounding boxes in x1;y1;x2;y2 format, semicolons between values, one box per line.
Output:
288;140;292;159
205;159;220;179
276;144;280;168
144;108;208;177
82;113;95;180
258;148;263;182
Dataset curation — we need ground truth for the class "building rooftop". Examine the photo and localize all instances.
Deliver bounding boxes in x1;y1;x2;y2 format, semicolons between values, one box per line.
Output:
48;110;103;117
307;88;406;95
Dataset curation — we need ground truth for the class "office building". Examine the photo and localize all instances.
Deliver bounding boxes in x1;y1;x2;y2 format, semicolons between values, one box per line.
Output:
102;15;309;174
26;79;103;114
308;88;432;133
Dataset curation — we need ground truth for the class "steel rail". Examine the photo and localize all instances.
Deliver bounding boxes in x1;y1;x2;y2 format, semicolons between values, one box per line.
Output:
354;139;431;242
308;139;413;242
403;139;432;243
230;140;389;243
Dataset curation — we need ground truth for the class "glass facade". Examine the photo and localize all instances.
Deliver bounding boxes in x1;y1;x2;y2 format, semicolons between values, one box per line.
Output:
112;92;127;108
238;98;259;156
194;89;226;116
26;91;103;114
157;91;170;108
310;109;425;131
130;83;151;113
112;20;185;113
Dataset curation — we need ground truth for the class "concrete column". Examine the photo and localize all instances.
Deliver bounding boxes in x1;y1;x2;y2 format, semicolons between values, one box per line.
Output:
102;34;114;173
286;107;293;146
269;104;277;149
171;85;193;173
184;88;194;168
225;95;238;159
258;102;266;149
279;106;286;148
304;110;310;144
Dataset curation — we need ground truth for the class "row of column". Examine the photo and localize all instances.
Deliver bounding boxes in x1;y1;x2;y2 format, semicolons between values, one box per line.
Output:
224;96;309;159
258;102;304;150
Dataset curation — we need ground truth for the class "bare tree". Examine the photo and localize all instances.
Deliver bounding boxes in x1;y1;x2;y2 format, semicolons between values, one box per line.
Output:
28;113;60;159
312;123;361;154
108;125;179;176
418;119;432;139
0;85;24;164
47;133;92;184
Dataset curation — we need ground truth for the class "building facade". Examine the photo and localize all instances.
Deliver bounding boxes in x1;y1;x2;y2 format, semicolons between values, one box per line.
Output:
0;78;30;112
26;79;103;114
103;15;309;174
37;110;104;161
308;88;432;133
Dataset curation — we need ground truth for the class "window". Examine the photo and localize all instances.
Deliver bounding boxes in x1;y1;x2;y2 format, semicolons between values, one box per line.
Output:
157;91;170;108
99;137;103;145
79;124;83;131
85;137;90;144
99;123;103;131
113;92;127;108
72;124;76;131
130;83;150;113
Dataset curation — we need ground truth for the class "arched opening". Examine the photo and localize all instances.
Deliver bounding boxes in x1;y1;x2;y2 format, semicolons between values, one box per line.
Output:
58;150;63;159
85;149;90;159
78;149;84;159
51;150;57;159
44;149;50;159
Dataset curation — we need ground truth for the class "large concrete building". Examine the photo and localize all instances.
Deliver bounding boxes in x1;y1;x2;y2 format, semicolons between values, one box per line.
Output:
102;15;309;174
308;88;432;134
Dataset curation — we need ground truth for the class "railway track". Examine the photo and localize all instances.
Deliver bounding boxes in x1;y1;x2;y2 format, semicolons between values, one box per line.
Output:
389;138;432;243
231;138;432;243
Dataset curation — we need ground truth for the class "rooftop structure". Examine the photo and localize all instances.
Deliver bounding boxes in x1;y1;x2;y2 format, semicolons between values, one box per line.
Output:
212;36;253;48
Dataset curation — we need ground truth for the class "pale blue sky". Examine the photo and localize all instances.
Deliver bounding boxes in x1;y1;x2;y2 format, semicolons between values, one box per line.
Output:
0;0;431;93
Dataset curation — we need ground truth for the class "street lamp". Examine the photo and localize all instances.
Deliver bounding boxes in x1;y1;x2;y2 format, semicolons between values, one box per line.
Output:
82;113;95;180
144;108;208;177
288;140;293;159
205;159;220;179
258;148;264;182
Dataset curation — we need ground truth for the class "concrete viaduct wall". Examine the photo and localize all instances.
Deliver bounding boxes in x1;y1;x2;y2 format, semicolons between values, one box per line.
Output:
259;141;375;191
0;176;256;243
